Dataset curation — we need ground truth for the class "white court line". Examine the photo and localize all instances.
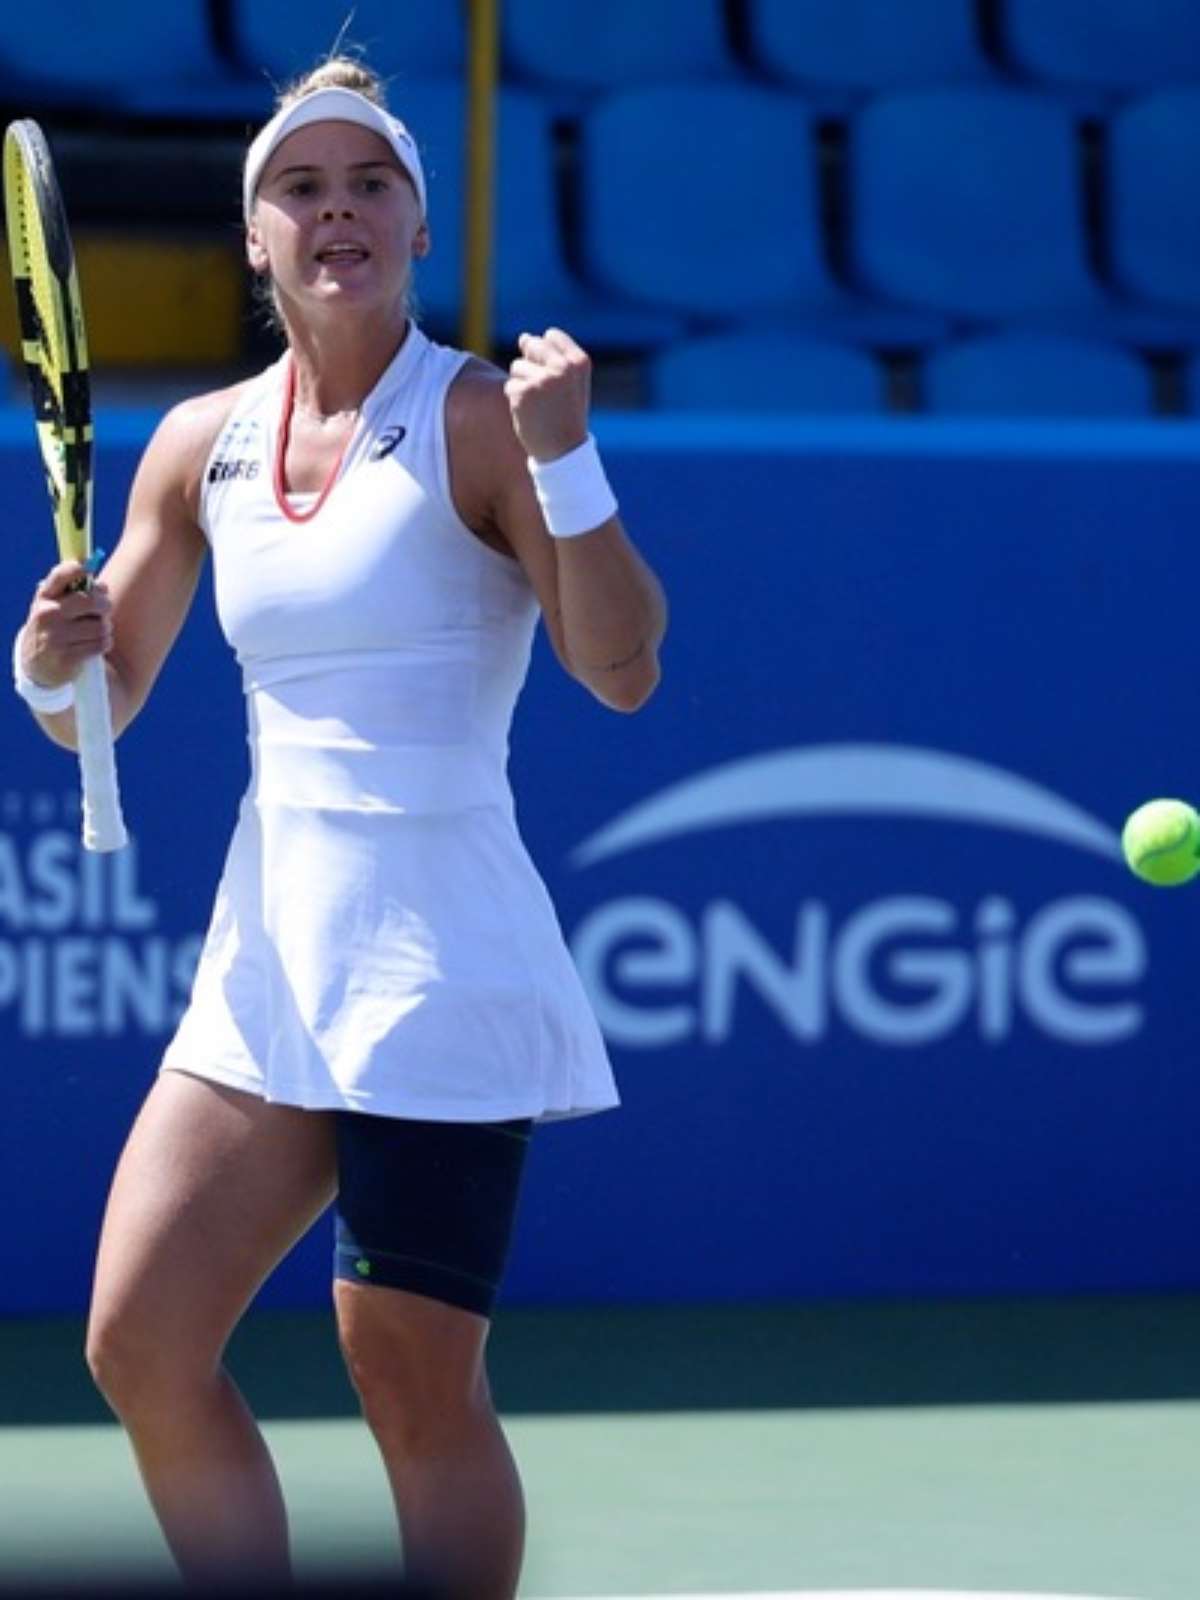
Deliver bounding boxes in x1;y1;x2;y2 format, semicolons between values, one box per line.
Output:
559;1591;1143;1600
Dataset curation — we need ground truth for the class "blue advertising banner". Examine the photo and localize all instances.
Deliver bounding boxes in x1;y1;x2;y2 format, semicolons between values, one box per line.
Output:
2;411;1198;1313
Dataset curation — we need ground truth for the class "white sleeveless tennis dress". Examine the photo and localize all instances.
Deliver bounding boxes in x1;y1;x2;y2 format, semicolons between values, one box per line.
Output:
161;324;617;1122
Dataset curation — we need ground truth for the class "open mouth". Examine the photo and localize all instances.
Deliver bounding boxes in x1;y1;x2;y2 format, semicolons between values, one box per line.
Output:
316;243;370;265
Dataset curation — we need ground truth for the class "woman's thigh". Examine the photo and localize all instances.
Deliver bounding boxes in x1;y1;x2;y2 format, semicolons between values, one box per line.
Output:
332;1114;533;1318
332;1115;533;1413
89;1070;337;1367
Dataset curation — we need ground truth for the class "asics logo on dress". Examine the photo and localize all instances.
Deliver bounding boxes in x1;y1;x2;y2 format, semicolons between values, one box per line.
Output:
371;425;407;461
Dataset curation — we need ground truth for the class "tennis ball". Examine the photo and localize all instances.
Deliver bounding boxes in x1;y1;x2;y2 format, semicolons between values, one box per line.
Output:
1121;798;1200;887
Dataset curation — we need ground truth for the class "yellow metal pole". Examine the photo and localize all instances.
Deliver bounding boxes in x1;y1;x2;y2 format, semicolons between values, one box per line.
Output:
463;0;498;359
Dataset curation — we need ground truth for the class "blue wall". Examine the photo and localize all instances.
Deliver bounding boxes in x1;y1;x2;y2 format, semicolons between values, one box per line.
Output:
3;410;1199;1314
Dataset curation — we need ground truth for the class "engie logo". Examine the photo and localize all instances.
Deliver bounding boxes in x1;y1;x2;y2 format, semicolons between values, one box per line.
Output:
567;744;1146;1051
0;792;202;1038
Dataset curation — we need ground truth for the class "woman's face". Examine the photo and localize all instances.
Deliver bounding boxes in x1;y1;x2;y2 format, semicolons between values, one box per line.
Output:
247;119;429;323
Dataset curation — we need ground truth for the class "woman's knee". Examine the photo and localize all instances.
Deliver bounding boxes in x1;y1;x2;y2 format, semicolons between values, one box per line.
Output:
335;1283;491;1447
86;1308;159;1413
86;1303;218;1418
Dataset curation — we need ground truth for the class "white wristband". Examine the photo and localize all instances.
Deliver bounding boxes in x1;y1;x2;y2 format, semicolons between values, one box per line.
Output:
528;433;618;539
13;629;75;713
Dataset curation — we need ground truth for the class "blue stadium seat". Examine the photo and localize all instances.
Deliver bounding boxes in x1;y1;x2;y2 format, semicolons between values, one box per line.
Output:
848;88;1106;322
923;333;1153;416
230;0;465;90
747;0;993;99
581;87;824;319
401;82;683;350
502;0;736;94
1108;90;1200;313
649;333;884;412
579;84;945;344
1000;0;1200;92
1180;354;1200;414
0;0;263;116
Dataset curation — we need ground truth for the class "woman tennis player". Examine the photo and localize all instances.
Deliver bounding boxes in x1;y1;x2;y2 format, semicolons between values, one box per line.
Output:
13;57;665;1598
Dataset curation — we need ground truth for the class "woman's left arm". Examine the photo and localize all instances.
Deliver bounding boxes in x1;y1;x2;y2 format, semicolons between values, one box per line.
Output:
460;328;667;713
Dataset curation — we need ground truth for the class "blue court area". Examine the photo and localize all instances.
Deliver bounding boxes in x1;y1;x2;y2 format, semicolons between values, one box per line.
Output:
1;1298;1198;1597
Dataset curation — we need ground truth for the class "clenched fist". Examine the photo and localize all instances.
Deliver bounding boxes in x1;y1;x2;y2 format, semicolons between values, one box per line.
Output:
504;327;592;464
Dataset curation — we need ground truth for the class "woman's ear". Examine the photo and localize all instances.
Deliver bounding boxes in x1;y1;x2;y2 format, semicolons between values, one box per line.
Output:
246;222;269;275
413;221;431;260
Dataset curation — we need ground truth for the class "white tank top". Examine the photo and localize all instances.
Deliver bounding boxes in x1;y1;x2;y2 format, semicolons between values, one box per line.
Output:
199;324;539;816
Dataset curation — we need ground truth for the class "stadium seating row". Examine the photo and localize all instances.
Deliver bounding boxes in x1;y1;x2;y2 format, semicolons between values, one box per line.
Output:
402;81;1200;351
7;4;1200;414
7;0;1200;116
649;330;1194;415
12;77;1200;393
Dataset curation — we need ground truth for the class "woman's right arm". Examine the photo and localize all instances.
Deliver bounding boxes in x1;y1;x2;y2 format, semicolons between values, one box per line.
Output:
15;386;240;750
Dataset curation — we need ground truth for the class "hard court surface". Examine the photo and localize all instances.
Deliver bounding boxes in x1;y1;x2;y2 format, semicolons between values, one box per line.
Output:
0;1297;1196;1599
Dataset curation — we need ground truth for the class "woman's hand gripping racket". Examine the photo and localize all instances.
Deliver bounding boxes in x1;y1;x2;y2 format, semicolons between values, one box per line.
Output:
4;119;127;851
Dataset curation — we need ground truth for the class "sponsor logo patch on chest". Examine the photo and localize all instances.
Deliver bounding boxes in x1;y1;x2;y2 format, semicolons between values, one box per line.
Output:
207;457;261;483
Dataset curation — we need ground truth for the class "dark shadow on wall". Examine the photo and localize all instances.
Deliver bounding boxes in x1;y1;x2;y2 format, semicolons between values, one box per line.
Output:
3;1292;1200;1426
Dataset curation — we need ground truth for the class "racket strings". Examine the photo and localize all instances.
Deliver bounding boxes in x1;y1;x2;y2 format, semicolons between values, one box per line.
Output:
10;192;68;416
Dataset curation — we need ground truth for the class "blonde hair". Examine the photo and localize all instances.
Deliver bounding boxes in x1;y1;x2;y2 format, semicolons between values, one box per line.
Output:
276;54;388;112
251;54;422;339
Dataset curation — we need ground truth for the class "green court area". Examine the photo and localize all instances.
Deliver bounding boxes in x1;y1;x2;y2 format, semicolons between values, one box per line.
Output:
1;1296;1198;1598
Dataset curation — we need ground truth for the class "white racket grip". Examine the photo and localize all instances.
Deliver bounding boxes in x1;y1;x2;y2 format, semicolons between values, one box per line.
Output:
74;654;128;852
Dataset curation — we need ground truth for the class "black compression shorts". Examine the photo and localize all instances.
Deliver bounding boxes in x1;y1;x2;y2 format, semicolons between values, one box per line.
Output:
332;1113;533;1318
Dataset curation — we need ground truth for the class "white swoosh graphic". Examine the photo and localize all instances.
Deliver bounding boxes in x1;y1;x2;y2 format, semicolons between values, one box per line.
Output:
570;745;1121;868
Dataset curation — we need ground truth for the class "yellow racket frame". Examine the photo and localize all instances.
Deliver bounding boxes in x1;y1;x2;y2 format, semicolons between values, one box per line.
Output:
4;118;94;565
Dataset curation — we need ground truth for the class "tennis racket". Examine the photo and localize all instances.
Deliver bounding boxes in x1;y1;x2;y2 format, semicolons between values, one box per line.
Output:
4;118;126;852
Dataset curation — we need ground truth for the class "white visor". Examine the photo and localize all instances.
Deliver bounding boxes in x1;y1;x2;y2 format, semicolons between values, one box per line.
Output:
243;87;427;220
